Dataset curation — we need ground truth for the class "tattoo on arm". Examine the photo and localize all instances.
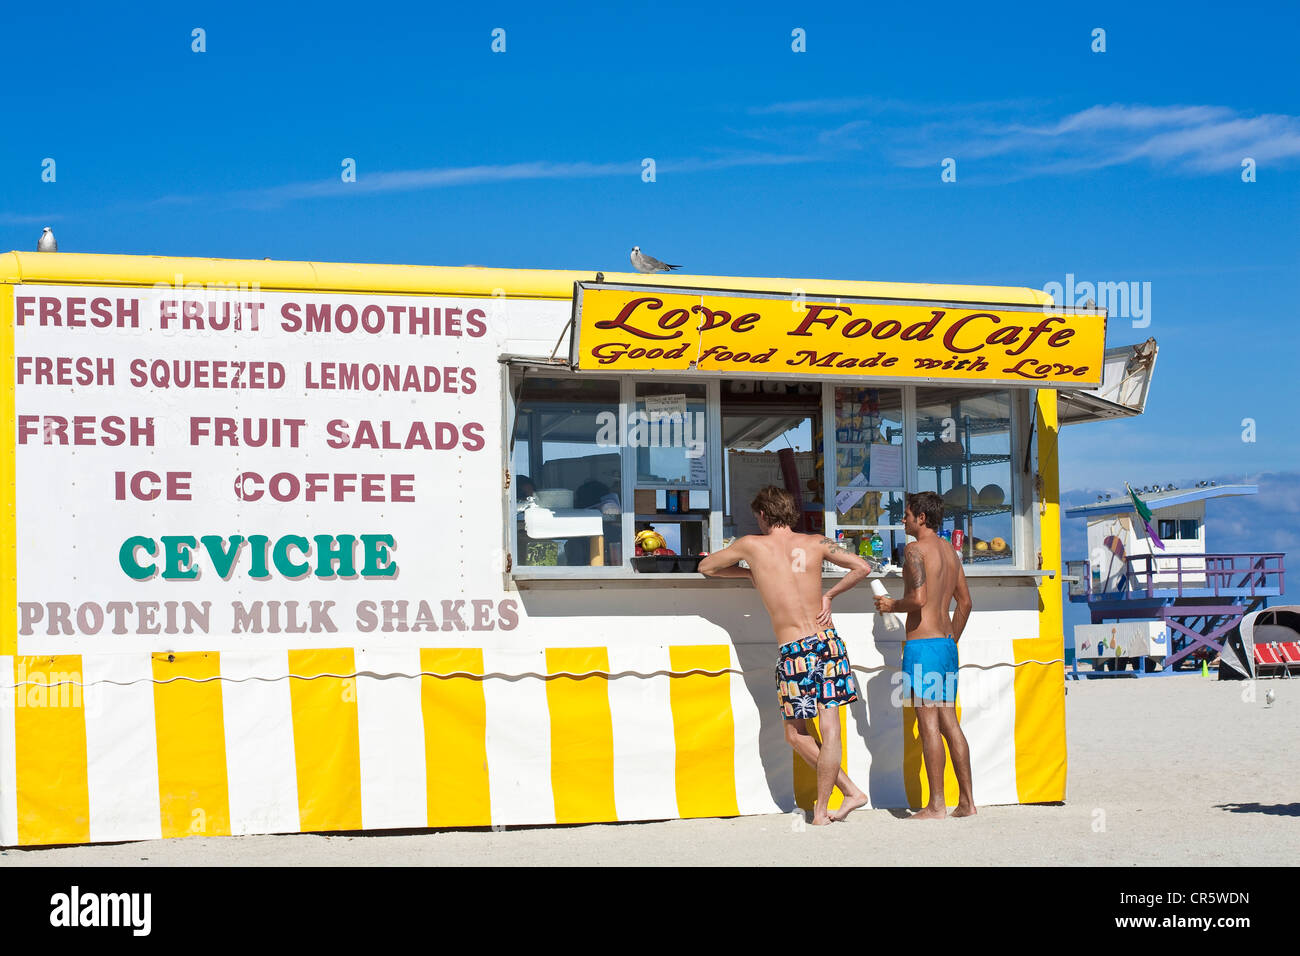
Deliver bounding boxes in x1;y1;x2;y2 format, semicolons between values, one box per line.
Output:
904;546;926;592
820;536;847;556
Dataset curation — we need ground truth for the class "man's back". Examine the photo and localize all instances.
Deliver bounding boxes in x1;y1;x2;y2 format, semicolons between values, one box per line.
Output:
737;529;831;643
903;532;970;641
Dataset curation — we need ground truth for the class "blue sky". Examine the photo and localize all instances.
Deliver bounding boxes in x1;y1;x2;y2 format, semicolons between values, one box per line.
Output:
4;1;1298;592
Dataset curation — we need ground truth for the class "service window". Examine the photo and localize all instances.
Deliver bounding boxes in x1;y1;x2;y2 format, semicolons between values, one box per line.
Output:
720;379;823;542
507;372;1031;575
511;375;622;568
633;382;708;486
632;382;711;557
914;386;1016;566
830;386;905;564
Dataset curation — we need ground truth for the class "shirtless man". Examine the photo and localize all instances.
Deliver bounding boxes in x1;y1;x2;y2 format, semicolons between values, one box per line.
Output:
699;486;879;825
873;490;976;819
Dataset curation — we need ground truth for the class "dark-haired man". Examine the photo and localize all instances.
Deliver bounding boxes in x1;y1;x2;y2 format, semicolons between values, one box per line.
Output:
873;490;976;819
699;486;879;825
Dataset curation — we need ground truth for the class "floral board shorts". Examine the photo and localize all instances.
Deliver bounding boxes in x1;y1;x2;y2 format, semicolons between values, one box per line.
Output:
775;628;858;720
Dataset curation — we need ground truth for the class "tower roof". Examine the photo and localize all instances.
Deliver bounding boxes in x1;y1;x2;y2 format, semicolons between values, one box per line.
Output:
1065;483;1257;519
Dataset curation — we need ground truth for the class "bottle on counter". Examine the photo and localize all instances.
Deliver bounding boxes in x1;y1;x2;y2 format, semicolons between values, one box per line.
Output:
869;531;885;562
870;579;902;630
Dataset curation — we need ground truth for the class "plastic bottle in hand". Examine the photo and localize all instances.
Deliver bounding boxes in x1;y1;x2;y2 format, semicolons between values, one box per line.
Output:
870;579;902;630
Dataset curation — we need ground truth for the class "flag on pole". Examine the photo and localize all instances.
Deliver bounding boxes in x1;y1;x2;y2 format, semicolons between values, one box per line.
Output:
1125;482;1165;550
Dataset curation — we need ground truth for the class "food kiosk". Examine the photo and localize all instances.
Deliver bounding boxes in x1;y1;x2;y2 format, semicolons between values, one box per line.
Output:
0;252;1111;845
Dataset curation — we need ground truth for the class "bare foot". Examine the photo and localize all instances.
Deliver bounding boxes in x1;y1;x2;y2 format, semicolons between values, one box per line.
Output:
829;793;869;822
908;806;946;820
952;803;977;818
811;811;834;826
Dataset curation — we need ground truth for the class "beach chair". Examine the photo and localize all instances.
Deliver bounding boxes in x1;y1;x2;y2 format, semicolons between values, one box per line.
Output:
1254;643;1286;677
1277;642;1300;677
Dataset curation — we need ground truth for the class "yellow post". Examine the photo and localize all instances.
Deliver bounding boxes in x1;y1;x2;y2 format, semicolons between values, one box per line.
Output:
1034;388;1063;648
1012;388;1068;803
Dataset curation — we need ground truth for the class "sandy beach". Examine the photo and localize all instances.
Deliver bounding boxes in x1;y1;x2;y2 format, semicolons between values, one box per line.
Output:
2;673;1295;867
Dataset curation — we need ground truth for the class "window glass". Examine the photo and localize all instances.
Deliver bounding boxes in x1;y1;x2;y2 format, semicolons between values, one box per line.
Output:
631;382;712;559
512;376;622;567
1158;519;1178;541
634;382;708;485
832;387;905;563
915;387;1014;565
721;380;821;541
1180;519;1198;542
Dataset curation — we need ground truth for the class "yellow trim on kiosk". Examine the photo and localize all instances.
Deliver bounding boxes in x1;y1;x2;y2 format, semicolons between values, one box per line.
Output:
1013;388;1068;803
1;251;1054;305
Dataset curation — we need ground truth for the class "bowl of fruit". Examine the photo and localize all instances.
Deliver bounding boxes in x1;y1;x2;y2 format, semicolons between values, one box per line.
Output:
633;528;677;572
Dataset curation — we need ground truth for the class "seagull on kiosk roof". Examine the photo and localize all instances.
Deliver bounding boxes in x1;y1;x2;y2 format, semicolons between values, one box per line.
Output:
630;246;680;273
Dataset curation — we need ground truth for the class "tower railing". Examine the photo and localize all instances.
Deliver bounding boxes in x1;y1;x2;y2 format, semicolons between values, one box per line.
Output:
1068;553;1285;600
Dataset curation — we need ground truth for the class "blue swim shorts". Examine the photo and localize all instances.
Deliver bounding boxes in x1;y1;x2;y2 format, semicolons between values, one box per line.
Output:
900;636;959;704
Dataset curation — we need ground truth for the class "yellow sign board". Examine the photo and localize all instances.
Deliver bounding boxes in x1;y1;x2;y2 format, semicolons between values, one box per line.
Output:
569;284;1107;387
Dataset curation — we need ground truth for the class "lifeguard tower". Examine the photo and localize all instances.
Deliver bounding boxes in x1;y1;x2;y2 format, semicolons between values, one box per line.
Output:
1065;483;1286;676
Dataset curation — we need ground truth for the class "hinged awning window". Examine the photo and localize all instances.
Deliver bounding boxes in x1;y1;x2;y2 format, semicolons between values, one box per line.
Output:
1058;338;1159;425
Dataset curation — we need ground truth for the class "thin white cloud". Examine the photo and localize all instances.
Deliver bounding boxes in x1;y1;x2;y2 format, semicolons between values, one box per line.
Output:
890;102;1300;176
0;212;64;225
1045;104;1237;135
231;160;636;206
667;152;818;171
234;154;821;207
750;96;1039;117
224;153;818;207
6;151;819;220
817;119;872;150
750;96;880;116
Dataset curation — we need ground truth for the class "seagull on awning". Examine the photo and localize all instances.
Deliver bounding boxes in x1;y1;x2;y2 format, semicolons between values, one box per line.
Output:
630;246;680;273
37;227;57;252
